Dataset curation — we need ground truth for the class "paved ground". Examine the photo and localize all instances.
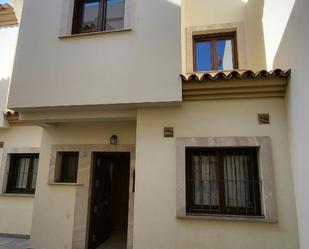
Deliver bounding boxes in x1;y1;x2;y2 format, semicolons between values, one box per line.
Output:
0;236;29;249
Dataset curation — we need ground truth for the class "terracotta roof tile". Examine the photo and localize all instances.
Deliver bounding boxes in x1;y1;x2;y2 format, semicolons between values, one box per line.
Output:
181;69;291;82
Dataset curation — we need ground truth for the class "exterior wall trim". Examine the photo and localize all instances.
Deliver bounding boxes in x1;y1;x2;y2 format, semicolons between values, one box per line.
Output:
49;144;136;249
176;137;277;222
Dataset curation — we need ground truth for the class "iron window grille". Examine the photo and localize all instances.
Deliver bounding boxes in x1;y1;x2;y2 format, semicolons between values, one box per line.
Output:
6;154;39;194
186;147;262;217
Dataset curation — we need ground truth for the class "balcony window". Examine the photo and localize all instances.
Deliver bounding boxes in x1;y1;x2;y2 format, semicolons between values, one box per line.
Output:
193;32;238;72
72;0;125;34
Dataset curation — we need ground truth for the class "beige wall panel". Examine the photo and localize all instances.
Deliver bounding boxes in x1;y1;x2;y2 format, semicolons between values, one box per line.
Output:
134;99;299;249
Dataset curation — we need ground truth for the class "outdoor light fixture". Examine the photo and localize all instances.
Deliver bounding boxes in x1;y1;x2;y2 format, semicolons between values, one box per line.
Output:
110;135;118;145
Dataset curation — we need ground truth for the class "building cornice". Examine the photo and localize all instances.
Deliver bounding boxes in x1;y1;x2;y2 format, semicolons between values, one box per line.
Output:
181;69;290;101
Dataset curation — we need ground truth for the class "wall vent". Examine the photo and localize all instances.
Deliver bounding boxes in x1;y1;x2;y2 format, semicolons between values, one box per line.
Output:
258;114;270;125
164;127;174;137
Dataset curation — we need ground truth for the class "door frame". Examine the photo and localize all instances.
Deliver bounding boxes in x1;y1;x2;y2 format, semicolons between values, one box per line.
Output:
88;152;131;249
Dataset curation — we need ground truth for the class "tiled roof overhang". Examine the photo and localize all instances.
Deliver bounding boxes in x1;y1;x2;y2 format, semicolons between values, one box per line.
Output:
0;3;17;27
181;69;291;82
181;69;290;101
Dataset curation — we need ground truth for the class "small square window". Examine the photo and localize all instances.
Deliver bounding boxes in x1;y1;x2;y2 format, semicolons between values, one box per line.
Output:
185;147;261;216
56;152;79;183
193;32;238;72
72;0;125;34
6;154;39;194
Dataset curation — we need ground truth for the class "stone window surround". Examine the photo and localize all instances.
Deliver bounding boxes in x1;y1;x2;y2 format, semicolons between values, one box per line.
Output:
186;22;247;74
49;144;135;249
0;147;40;196
59;0;134;38
176;137;278;223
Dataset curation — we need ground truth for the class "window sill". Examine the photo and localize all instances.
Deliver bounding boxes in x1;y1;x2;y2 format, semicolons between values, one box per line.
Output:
58;28;132;39
48;182;84;186
0;193;34;198
188;69;247;74
178;214;277;223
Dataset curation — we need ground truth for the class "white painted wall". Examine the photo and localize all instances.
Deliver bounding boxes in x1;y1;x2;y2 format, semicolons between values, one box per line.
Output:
262;0;309;248
8;0;182;110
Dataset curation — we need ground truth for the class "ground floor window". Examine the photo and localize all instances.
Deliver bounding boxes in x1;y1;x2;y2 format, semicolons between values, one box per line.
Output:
186;147;261;216
6;154;39;194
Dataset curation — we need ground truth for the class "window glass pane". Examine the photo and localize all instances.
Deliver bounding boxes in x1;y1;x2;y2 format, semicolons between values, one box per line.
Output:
31;157;39;189
81;0;100;33
59;153;79;183
16;158;30;189
66;156;78;180
224;153;250;208
105;0;125;31
191;154;219;206
195;41;212;71
216;39;233;70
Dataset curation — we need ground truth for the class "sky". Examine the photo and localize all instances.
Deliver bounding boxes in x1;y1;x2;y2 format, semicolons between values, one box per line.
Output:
0;0;10;4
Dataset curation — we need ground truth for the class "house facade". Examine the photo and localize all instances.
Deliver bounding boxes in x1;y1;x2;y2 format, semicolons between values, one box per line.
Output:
0;0;307;249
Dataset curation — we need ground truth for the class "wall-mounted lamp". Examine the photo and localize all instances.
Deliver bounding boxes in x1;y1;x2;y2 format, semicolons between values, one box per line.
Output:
110;135;118;145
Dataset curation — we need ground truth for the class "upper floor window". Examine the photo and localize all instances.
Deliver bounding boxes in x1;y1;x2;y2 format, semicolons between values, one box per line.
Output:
6;154;39;194
186;147;261;216
72;0;125;34
193;32;238;72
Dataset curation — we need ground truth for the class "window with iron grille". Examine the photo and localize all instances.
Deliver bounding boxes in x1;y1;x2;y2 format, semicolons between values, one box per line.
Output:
57;152;79;183
72;0;125;34
186;148;262;216
6;154;39;194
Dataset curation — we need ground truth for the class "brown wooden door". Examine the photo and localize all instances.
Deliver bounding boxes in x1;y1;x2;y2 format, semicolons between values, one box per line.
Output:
89;153;130;249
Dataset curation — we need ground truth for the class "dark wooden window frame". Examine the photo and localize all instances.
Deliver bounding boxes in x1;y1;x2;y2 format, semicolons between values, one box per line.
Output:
193;32;239;71
72;0;124;34
6;153;39;194
185;147;262;217
58;152;79;183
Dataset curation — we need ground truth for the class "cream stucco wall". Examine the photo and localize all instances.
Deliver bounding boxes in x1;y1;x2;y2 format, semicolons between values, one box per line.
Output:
133;99;299;249
30;121;136;249
8;0;181;110
261;0;309;248
0;126;42;235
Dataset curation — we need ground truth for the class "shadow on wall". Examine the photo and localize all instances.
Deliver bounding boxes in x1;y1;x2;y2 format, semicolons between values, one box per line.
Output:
0;78;10;110
273;0;309;71
271;0;309;249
